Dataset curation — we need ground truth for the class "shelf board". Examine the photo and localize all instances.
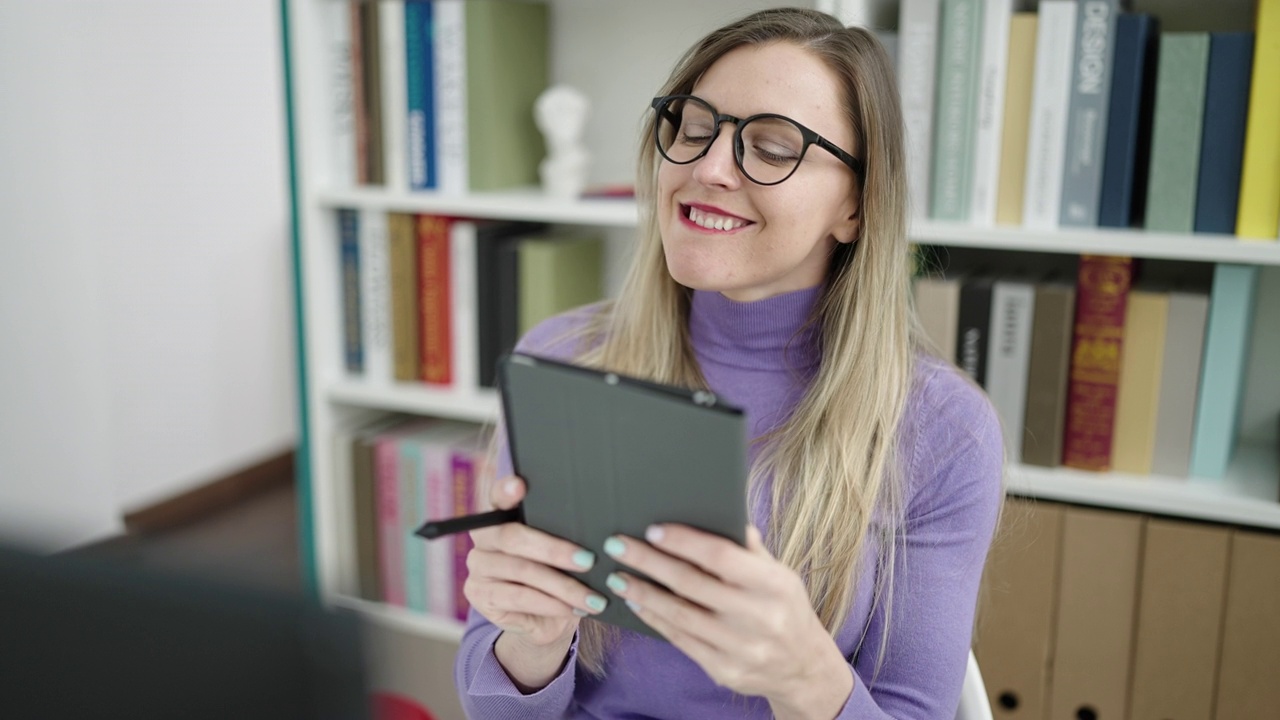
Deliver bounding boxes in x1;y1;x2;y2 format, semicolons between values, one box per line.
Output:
1008;441;1280;529
330;594;465;644
315;187;639;227
912;220;1280;265
327;380;500;423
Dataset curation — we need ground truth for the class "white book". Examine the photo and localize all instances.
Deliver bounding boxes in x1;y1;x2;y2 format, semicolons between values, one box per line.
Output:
985;279;1036;463
433;0;468;195
325;1;356;188
379;2;409;192
1022;0;1077;231
358;209;393;384
898;0;941;219
450;221;479;393
969;0;1016;226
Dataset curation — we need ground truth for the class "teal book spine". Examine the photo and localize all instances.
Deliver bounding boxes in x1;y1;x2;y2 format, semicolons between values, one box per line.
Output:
400;436;428;613
1144;33;1211;233
1189;264;1258;478
929;0;984;220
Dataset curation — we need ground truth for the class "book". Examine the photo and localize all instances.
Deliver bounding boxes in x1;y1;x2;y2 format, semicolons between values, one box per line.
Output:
995;13;1039;226
517;233;605;336
912;274;963;362
475;221;545;388
898;0;942;218
1097;13;1160;229
348;416;409;602
1144;33;1211;234
1111;289;1169;474
1236;0;1280;239
1190;264;1259;478
449;220;479;393
418;422;481;619
1021;277;1076;468
325;1;356;188
1062;255;1134;471
358;0;384;185
930;0;985;221
1022;1;1078;230
404;0;436;190
417;214;452;385
387;212;419;383
1060;0;1126;228
969;0;1016;226
338;208;363;374
378;0;408;192
358;209;393;384
1194;33;1255;235
955;274;995;387
985;278;1036;463
349;2;368;184
1150;290;1209;477
449;438;489;622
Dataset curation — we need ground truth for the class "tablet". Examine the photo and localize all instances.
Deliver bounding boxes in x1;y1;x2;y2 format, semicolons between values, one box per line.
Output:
498;352;748;638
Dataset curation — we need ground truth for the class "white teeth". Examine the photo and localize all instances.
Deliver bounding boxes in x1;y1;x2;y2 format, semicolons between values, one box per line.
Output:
688;207;746;231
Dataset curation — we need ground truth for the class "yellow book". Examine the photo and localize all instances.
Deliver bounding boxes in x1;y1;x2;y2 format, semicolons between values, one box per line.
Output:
1236;0;1280;239
996;13;1038;226
1112;290;1169;474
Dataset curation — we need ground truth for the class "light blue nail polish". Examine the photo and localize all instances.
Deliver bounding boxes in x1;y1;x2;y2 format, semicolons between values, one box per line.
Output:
572;549;596;570
586;594;608;612
572;608;589;618
603;537;625;557
626;600;642;614
606;573;628;593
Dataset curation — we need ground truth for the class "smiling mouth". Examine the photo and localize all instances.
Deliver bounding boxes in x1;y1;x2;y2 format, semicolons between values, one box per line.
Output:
681;204;753;232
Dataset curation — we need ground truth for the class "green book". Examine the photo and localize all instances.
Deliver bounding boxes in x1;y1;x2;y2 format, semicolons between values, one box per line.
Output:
929;0;984;221
466;1;550;191
1144;33;1211;233
518;234;604;335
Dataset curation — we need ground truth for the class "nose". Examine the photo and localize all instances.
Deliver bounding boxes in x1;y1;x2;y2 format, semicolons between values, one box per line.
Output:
690;122;743;189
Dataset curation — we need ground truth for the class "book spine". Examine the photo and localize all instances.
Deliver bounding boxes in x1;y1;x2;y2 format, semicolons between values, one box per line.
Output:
339;209;363;374
401;436;426;613
1098;14;1159;228
1236;0;1280;239
995;13;1039;226
898;0;942;218
404;1;435;190
359;0;385;185
1060;0;1123;227
912;276;962;362
427;441;455;618
352;433;381;601
358;209;393;384
1150;292;1209;477
969;0;1014;226
418;215;453;385
1190;264;1259;478
349;2;368;185
388;212;420;383
1022;1;1078;230
930;0;984;221
374;435;405;606
450;221;479;392
1021;281;1076;467
1111;290;1169;475
1194;33;1255;234
1144;33;1211;234
1062;255;1134;471
451;449;477;622
986;280;1037;463
325;1;356;187
433;0;468;194
379;0;408;192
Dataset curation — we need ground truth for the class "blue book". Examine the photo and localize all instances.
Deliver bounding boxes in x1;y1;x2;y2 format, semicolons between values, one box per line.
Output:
405;1;436;190
1189;264;1258;479
339;209;363;373
1194;33;1254;234
1060;0;1126;227
1098;13;1159;228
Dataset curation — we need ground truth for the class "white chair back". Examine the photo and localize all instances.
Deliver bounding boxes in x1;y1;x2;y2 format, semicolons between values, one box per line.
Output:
956;650;994;720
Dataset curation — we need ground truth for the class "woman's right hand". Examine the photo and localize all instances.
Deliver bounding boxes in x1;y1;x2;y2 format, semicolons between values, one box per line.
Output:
464;475;607;674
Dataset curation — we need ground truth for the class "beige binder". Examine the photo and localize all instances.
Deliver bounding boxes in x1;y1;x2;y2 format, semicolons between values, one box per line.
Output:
1215;530;1280;719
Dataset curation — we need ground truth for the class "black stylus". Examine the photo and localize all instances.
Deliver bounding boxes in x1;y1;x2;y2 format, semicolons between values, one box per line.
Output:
414;507;522;540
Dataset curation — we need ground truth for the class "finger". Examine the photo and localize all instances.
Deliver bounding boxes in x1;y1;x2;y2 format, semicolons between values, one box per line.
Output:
488;475;526;510
606;570;736;649
641;524;770;588
620;581;726;669
470;576;578;621
602;534;745;613
472;521;598;575
470;548;609;615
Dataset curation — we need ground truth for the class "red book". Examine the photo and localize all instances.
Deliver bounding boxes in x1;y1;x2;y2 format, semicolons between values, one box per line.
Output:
1062;255;1135;471
417;215;453;385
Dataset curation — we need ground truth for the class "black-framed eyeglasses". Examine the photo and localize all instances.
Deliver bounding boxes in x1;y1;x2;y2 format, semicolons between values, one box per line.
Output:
651;94;864;186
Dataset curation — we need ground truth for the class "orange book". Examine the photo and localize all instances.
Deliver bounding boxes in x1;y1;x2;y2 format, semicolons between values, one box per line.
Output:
417;215;453;385
1062;255;1134;471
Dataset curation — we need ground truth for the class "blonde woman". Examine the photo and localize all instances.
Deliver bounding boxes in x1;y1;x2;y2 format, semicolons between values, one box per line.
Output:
455;7;1003;719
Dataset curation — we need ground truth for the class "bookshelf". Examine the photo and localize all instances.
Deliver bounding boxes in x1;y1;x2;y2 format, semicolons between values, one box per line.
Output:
283;0;1280;649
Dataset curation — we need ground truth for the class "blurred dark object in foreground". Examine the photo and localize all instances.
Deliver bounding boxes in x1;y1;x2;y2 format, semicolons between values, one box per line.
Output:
0;544;370;720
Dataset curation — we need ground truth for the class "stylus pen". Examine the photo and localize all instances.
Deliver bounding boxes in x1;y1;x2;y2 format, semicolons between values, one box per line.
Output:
414;507;522;540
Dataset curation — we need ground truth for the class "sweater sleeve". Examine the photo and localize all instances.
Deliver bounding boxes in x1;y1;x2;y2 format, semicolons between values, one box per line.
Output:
833;367;1005;719
453;608;579;719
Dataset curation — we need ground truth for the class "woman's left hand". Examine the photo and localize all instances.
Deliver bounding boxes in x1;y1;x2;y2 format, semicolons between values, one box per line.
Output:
602;524;854;719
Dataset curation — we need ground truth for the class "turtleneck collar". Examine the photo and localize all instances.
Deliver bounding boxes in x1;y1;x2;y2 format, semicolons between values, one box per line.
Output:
688;285;824;372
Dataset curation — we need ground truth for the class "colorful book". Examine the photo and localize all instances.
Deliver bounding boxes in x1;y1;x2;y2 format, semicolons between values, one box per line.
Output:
1022;1;1078;230
898;0;943;217
969;0;1015;226
1235;0;1280;239
1021;277;1076;467
399;428;429;613
1062;255;1134;471
404;0;436;190
417;214;453;385
1190;265;1259;478
1144;33;1211;234
1111;289;1169;475
995;13;1039;226
1060;0;1125;227
358;209;392;383
1194;33;1255;235
339;209;363;374
1151;291;1209;477
348;416;408;602
985;278;1036;462
930;0;985;221
517;234;604;336
418;423;480;619
449;440;488;622
387;212;419;383
1098;13;1160;228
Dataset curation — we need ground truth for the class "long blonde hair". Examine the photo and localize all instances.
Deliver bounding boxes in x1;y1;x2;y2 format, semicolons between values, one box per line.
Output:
568;8;914;677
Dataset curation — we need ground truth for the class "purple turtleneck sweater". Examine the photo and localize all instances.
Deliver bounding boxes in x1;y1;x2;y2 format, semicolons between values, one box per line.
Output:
454;287;1004;719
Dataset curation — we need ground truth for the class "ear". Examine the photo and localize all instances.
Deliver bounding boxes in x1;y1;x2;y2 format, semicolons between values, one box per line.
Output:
833;203;861;245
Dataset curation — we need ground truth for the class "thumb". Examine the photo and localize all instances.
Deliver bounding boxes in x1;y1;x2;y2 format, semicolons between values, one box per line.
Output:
746;524;769;554
489;475;527;511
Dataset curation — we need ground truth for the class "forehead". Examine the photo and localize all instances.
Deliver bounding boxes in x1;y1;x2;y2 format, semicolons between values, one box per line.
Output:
691;42;851;145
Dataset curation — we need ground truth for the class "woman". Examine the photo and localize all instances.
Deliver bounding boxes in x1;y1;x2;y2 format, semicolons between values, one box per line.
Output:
455;7;1003;719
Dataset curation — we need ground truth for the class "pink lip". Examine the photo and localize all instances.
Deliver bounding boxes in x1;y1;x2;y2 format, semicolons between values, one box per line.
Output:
679;202;754;234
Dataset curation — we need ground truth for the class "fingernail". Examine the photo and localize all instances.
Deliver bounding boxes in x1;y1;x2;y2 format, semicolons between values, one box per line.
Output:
572;608;589;618
645;525;664;544
586;594;608;613
603;537;625;558
626;599;642;614
572;549;596;570
606;573;627;593
503;479;520;496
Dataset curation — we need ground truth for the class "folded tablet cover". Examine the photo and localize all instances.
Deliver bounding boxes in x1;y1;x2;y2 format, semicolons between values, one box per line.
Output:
499;352;748;638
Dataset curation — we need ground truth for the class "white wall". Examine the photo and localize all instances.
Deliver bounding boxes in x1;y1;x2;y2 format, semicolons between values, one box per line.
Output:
0;1;297;550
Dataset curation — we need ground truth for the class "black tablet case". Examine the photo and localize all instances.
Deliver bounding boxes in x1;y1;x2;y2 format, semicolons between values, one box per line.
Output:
498;352;748;638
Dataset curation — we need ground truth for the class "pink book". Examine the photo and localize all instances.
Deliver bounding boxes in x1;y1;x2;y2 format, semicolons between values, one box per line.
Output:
450;448;479;621
374;432;406;607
